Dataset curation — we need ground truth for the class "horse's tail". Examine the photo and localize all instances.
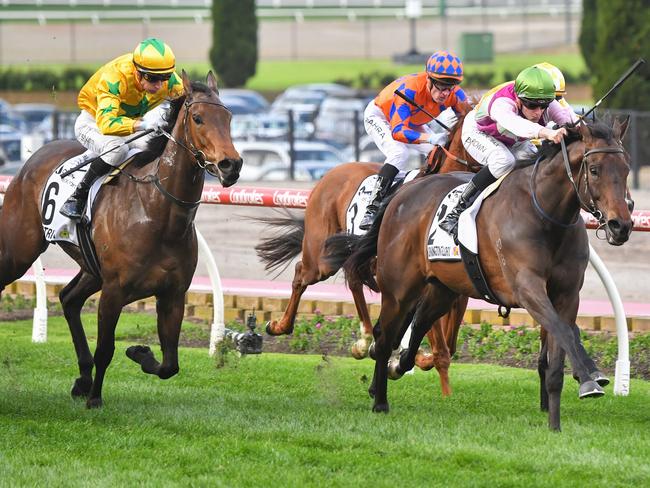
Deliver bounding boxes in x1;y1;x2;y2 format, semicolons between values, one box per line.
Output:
255;213;305;273
325;194;395;293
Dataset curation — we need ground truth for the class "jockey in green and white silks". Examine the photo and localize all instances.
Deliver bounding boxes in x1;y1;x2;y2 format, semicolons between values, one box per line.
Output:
439;65;579;238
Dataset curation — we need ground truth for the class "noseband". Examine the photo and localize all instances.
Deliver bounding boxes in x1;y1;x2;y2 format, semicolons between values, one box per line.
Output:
531;137;626;228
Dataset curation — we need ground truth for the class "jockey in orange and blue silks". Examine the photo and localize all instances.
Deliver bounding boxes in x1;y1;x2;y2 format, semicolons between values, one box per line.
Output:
60;38;185;221
439;65;579;238
359;50;468;231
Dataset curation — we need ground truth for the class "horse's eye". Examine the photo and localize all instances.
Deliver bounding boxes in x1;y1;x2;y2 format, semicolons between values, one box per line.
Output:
589;166;599;177
192;114;203;125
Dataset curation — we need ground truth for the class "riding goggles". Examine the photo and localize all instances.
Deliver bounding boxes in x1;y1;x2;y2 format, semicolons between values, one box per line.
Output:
519;97;553;110
140;71;172;83
430;77;459;93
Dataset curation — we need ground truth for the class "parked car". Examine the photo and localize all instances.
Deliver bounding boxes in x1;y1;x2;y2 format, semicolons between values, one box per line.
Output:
314;96;369;144
233;140;344;181
271;89;326;114
0;124;23;166
13;103;56;133
220;89;269;113
283;83;357;98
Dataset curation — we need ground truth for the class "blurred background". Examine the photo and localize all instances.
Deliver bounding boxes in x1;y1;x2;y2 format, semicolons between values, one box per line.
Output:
0;0;648;186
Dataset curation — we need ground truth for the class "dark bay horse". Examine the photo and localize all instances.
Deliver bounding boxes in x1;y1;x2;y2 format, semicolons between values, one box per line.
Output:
256;105;476;396
0;71;242;408
326;118;632;430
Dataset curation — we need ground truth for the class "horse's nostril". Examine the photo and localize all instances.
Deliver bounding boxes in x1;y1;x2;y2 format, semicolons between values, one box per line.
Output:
607;219;621;232
218;159;233;171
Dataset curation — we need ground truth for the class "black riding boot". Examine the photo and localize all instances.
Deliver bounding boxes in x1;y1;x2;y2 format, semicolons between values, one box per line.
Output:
438;165;497;238
60;158;113;220
359;163;400;231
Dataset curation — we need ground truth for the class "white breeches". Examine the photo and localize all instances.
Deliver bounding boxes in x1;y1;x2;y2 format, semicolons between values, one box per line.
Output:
74;108;161;167
461;109;538;178
363;101;434;172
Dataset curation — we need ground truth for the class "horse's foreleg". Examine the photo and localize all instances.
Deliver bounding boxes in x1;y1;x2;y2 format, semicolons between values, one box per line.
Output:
126;292;184;380
538;328;549;413
516;276;600;396
266;261;309;336
349;280;373;360
60;271;102;398
544;333;566;432
87;288;123;408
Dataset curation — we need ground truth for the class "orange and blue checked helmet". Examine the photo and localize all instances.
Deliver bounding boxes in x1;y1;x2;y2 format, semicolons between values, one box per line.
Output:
426;51;463;83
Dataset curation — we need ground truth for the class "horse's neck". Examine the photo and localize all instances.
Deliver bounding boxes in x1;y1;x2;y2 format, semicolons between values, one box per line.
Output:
152;126;204;230
532;143;584;223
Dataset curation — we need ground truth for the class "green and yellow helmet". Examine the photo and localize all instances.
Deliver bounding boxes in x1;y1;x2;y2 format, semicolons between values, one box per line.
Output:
534;62;566;97
132;38;175;74
514;66;555;101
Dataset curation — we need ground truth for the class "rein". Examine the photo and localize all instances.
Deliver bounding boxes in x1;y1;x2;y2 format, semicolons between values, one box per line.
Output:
121;96;231;209
530;137;626;229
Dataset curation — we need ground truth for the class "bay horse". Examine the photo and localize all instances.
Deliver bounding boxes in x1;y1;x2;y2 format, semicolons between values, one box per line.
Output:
0;71;242;408
326;117;632;430
256;103;477;396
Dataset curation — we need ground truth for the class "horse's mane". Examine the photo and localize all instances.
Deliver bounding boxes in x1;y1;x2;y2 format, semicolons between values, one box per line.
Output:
514;117;615;169
130;80;214;167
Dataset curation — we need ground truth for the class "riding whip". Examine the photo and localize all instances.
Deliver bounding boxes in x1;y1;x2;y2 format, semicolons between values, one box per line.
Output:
393;89;452;132
581;58;646;120
59;128;155;178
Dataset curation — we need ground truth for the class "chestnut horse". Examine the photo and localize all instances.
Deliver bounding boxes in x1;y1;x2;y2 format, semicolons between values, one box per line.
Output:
0;72;242;408
256;106;477;396
327;118;632;430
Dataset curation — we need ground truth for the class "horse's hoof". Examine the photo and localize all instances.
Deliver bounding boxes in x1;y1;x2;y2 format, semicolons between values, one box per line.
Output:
590;371;610;387
368;342;376;360
86;397;103;409
579;380;605;399
387;358;403;380
265;321;290;336
372;402;389;413
351;338;370;360
70;377;91;398
414;350;435;371
126;345;152;363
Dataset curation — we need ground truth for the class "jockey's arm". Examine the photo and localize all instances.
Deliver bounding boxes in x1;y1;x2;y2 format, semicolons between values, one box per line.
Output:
490;98;546;140
95;73;137;136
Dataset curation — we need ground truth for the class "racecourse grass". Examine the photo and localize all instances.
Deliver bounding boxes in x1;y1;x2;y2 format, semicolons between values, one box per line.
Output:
1;315;649;488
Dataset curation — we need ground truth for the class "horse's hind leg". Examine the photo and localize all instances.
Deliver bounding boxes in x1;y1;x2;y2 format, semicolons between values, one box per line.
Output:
87;287;124;408
60;271;102;398
266;260;310;336
349;276;374;360
126;291;184;379
388;285;455;383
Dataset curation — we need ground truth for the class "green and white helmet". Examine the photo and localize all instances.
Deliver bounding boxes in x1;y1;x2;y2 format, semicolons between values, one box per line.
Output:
514;66;555;101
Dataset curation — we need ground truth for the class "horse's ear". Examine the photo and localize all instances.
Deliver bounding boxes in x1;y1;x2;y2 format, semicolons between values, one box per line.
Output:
206;71;219;93
613;115;630;143
577;120;593;143
181;69;193;95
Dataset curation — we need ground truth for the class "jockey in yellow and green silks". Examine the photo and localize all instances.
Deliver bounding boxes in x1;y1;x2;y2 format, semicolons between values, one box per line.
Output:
61;38;185;220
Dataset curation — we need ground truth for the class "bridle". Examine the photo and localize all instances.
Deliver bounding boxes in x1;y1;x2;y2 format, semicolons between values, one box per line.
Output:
530;129;626;229
126;95;232;208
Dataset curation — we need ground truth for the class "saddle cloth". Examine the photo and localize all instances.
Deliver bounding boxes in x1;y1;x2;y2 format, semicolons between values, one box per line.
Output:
41;148;141;246
426;175;505;261
346;169;419;236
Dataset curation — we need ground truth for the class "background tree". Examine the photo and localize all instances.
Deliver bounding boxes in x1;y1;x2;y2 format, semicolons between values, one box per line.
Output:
578;0;597;72
588;0;650;110
210;0;258;87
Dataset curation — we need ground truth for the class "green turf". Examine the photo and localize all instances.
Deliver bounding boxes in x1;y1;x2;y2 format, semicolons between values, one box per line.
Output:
0;314;648;487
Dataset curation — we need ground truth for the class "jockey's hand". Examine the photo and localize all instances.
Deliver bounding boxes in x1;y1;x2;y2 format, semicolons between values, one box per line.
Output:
539;126;567;144
427;132;449;147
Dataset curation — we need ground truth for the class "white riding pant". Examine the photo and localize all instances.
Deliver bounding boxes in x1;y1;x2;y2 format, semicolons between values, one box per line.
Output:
74;106;164;167
461;109;538;178
363;101;435;173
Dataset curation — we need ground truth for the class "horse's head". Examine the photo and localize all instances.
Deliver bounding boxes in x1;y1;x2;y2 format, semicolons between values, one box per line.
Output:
180;70;242;187
576;117;633;245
